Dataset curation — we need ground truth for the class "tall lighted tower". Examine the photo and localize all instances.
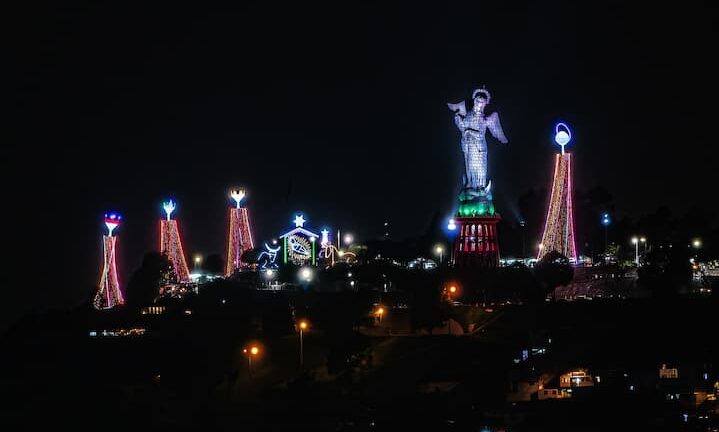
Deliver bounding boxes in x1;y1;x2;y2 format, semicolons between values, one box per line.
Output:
94;213;125;310
160;199;190;282
538;123;577;262
225;188;255;276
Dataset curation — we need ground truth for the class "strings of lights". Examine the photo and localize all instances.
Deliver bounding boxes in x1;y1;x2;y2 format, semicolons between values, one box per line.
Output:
225;188;255;276
538;123;577;262
94;213;125;310
160;199;191;282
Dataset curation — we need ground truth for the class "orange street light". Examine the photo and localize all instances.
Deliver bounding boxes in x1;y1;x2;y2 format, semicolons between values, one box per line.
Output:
243;345;260;376
297;319;310;369
375;306;385;323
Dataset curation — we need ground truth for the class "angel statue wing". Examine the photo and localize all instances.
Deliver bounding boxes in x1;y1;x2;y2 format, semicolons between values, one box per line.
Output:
487;112;508;144
447;101;467;117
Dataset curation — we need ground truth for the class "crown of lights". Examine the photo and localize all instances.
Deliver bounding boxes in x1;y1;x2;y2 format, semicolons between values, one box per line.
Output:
472;88;491;103
104;212;122;235
162;199;176;219
230;188;246;208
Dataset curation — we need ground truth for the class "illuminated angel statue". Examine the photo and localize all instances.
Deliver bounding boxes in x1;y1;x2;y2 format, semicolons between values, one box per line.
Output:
448;88;508;193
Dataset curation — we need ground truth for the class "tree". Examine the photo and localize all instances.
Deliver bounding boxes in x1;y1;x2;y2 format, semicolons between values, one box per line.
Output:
125;252;174;309
204;253;224;275
533;251;574;300
408;271;445;333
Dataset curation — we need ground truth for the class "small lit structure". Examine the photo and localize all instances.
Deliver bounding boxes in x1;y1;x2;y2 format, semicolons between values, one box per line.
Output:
560;370;594;388
538;387;572;400
407;257;437;270
659;364;679;379
279;214;319;266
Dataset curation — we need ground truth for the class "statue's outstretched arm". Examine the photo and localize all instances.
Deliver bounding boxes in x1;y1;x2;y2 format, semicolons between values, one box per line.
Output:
487;112;509;144
454;112;466;130
448;101;467;131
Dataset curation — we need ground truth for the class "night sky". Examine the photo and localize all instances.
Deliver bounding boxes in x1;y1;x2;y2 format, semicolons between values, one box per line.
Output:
7;1;717;326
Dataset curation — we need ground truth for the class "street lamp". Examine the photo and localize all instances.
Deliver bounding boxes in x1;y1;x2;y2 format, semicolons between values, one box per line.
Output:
193;255;202;270
343;233;354;246
435;244;445;265
300;267;312;282
375;306;385;324
692;239;702;249
447;285;458;336
243;345;260;377
631;237;639;266
602;213;611;262
297;319;309;369
640;237;647;257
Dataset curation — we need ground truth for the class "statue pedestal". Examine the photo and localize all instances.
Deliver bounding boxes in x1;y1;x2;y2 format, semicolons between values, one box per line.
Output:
452;215;501;269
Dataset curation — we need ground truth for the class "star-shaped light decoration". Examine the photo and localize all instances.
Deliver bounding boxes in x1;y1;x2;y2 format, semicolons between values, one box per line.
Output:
294;214;306;228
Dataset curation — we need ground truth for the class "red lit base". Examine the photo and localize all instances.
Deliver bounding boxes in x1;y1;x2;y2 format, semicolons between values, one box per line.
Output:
453;215;501;269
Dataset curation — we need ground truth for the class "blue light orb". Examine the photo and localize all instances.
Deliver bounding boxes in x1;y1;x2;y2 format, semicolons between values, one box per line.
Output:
555;131;570;146
601;213;611;226
554;122;572;153
447;218;457;231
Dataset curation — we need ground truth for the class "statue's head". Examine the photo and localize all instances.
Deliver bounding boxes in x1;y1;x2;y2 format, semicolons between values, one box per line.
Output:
472;88;491;113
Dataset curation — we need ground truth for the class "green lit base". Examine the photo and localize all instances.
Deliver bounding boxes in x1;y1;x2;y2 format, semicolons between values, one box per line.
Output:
457;188;495;217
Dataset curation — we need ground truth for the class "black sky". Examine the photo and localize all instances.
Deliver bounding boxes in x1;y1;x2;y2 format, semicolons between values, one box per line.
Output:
7;1;718;326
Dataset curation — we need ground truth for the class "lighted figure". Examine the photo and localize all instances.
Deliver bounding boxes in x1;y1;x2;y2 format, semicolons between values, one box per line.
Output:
258;243;280;270
160;199;190;282
448;88;508;199
289;236;311;257
321;229;330;248
226;188;255;276
94;213;125;310
448;87;508;268
538;122;577;262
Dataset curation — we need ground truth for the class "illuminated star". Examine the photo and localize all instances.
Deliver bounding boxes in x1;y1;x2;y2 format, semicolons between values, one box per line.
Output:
294;214;306;228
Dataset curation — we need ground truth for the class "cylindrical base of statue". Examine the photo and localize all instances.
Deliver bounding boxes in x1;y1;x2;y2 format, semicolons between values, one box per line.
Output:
452;215;501;268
